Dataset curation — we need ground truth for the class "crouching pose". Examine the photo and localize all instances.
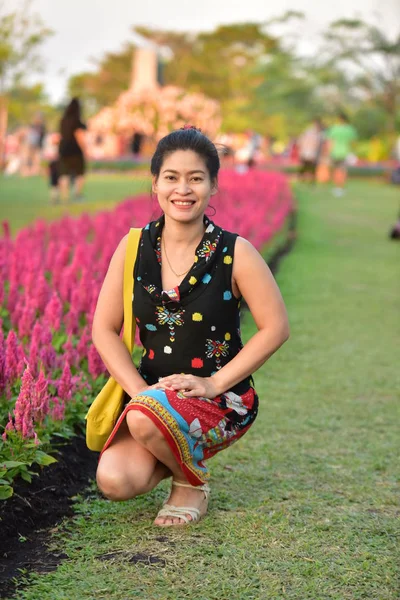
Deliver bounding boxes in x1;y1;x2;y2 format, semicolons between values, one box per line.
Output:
92;126;290;526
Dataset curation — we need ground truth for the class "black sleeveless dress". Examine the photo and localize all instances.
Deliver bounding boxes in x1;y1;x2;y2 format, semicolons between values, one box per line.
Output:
102;216;259;485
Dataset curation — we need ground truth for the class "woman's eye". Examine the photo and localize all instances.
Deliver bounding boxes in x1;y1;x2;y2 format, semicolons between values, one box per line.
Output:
191;177;203;182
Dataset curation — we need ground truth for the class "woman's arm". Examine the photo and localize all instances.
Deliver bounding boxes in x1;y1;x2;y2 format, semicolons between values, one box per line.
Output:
209;236;289;395
92;235;148;397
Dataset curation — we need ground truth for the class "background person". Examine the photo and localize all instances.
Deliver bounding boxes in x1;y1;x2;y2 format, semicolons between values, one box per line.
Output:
58;98;87;202
21;112;46;176
326;112;357;197
298;118;323;183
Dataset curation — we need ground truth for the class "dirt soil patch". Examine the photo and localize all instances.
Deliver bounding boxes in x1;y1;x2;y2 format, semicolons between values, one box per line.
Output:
0;435;98;599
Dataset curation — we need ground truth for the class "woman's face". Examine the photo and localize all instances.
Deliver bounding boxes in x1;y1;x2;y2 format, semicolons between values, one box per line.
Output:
152;150;217;224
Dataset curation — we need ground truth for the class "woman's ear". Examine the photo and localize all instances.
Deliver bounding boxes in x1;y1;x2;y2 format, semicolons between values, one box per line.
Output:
210;178;218;196
152;176;158;194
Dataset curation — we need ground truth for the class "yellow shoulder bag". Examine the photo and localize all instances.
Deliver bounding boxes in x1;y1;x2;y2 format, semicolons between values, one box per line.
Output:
85;227;141;451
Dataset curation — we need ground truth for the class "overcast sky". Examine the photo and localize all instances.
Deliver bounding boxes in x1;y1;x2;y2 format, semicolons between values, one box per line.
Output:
6;0;400;102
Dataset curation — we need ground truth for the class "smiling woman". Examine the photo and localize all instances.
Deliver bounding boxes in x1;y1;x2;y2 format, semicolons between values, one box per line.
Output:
91;126;290;527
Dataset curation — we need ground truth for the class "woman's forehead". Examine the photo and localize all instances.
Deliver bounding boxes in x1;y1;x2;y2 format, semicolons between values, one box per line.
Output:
161;150;206;172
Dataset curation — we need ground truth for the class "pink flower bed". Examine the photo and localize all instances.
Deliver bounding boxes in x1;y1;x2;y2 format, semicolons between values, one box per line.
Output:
0;169;292;492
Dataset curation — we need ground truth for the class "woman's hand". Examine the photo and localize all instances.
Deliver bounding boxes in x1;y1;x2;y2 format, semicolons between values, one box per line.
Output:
156;374;219;399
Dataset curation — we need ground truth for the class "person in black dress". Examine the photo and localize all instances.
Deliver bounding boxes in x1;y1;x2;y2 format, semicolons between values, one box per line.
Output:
92;127;290;526
58;98;87;202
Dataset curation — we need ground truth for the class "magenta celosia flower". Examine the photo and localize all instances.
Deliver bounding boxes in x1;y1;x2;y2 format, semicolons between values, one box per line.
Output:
0;327;5;394
32;368;50;424
87;344;106;379
22;400;34;438
57;361;72;402
39;321;57;371
18;301;36;338
65;306;79;336
76;325;91;361
5;330;19;384
28;321;42;378
35;273;51;313
51;398;65;421
62;335;79;368
44;293;63;331
14;365;34;437
2;414;15;441
16;345;27;379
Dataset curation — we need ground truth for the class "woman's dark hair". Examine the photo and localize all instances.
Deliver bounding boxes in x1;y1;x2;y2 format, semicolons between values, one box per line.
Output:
338;111;349;123
150;127;220;180
63;97;81;121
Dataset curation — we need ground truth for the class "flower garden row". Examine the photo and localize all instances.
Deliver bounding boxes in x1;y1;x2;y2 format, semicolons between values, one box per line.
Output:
0;170;293;499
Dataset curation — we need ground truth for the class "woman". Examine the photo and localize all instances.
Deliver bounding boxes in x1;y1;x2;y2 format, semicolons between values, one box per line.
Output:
58;98;87;202
92;127;289;527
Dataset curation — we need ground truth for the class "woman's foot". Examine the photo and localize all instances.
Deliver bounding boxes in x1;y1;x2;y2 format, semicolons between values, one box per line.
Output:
154;481;210;526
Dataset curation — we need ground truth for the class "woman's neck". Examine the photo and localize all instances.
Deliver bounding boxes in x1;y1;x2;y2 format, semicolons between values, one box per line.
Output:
162;216;205;247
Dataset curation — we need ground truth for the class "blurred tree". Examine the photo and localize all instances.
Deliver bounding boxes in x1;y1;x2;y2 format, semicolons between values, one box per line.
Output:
352;105;390;139
67;43;135;116
136;23;278;132
69;24;277;129
0;0;52;164
136;23;277;101
7;82;60;130
323;19;400;132
65;16;399;142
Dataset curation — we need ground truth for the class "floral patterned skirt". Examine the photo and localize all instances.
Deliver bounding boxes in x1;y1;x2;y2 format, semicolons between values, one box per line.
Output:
101;387;259;485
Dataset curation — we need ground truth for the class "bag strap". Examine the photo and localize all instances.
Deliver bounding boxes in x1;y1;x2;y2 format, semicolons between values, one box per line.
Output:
122;228;141;351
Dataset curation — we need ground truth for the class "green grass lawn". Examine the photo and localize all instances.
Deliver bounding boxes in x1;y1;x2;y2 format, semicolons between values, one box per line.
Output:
0;173;150;235
9;180;400;599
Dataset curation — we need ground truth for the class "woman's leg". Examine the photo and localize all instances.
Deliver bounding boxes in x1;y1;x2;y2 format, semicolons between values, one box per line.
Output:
96;419;170;501
74;175;85;197
59;175;70;203
126;411;209;526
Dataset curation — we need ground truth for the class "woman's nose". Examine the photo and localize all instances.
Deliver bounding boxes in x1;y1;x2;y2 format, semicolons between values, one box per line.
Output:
176;180;191;194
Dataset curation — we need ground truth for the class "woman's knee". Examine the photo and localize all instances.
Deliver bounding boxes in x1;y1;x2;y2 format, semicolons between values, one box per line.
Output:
126;410;162;445
96;463;148;501
96;464;130;501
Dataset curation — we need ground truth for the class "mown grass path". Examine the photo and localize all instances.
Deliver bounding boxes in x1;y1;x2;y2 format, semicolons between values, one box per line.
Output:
12;181;400;599
0;174;150;234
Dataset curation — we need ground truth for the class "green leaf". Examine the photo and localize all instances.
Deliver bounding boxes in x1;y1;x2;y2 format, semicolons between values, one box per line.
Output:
35;451;57;466
20;470;32;483
1;460;26;469
0;484;13;500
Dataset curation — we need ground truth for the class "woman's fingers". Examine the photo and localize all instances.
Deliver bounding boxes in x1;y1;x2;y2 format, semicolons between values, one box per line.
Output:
183;387;203;397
